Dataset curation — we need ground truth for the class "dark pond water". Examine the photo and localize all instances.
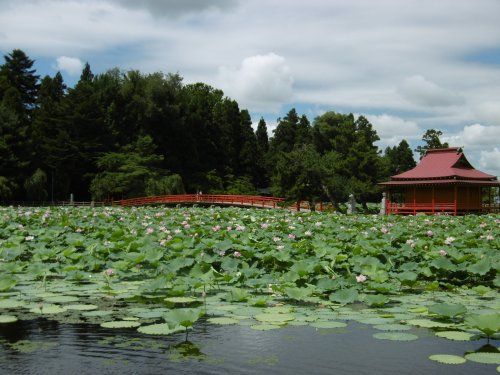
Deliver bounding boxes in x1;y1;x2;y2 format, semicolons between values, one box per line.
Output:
0;318;497;375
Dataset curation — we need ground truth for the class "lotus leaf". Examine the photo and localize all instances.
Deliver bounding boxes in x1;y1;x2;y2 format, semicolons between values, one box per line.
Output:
429;354;466;364
254;313;295;324
373;324;411;331
364;294;389;307
329;288;359;305
428;303;467;318
29;304;67;314
164;296;197;304
163;308;201;328
250;324;281;331
0;315;18;323
100;320;141;329
138;323;185;335
207;317;239;325
310;321;347;329
0;299;23;309
464;352;500;364
373;332;418;341
435;331;476;341
465;313;500;337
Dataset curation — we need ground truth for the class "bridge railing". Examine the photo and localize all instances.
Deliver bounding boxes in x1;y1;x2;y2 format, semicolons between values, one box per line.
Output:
117;194;286;208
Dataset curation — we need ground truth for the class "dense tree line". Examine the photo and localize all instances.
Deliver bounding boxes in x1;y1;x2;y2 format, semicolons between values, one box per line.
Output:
0;49;446;206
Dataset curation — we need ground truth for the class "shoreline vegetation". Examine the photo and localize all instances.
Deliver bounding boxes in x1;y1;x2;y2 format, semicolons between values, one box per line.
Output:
3;49;453;208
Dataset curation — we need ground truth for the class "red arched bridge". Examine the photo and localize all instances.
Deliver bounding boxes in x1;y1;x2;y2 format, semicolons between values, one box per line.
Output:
116;194;323;211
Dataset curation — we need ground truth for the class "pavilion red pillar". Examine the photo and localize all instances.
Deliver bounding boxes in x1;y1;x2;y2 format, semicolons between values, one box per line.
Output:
413;186;416;215
454;185;458;215
432;186;435;214
489;187;492;213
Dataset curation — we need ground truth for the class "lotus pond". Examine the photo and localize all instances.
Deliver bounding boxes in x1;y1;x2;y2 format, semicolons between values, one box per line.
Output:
0;206;498;373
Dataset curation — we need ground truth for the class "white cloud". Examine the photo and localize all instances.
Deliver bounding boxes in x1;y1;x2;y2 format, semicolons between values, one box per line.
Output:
479;148;500;176
473;101;500;126
55;56;83;75
442;123;500;150
218;53;293;113
366;114;422;148
398;75;464;107
0;0;500;145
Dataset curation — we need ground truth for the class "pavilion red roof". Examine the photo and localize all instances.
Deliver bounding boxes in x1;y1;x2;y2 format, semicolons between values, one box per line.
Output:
390;147;497;181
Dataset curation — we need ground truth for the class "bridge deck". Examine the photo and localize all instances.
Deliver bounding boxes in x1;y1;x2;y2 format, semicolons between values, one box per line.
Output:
117;194;287;209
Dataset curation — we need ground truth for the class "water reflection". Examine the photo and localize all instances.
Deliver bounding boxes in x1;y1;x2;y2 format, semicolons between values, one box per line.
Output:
0;318;497;374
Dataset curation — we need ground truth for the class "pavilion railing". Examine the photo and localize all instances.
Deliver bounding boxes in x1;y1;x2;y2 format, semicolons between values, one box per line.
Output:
386;202;499;215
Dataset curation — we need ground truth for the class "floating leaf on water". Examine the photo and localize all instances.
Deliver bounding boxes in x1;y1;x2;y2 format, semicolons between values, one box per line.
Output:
373;324;411;331
44;295;79;303
164;297;197;304
435;331;476;341
250;324;281;331
0;299;23;309
65;304;99;311
0;315;18;323
464;352;500;364
373;332;418;341
406;319;451;328
100;320;141;329
310;321;347;329
408;307;427;314
82;310;114;317
138;323;185;335
207;317;239;325
254;313;295;324
29;304;67;314
429;354;466;364
357;317;395;325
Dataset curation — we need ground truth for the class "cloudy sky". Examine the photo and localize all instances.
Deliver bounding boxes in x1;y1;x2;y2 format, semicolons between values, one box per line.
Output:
1;0;499;174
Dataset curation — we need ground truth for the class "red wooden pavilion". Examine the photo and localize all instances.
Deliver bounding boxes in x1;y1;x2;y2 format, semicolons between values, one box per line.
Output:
379;147;500;215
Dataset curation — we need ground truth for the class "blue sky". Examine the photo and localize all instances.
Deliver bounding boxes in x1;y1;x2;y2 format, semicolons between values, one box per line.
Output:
0;0;499;174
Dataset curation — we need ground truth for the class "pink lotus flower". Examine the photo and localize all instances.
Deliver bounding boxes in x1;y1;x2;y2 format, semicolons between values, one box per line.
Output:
261;223;269;229
212;225;221;232
104;268;115;276
234;251;242;258
236;225;245;231
288;233;296;239
426;230;433;237
227;226;232;231
184;224;190;229
381;227;389;234
356;274;367;283
486;234;494;241
439;249;447;256
146;227;154;234
444;236;455;245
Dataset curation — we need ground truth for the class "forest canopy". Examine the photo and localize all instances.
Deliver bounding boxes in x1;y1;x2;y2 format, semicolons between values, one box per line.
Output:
0;49;447;206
